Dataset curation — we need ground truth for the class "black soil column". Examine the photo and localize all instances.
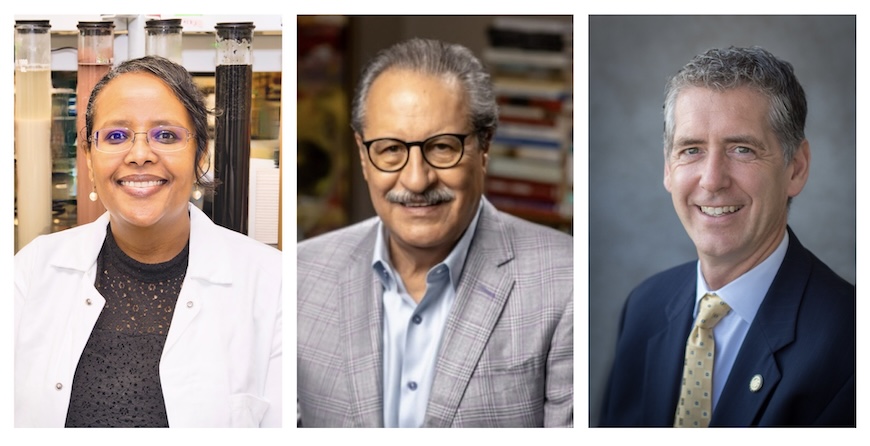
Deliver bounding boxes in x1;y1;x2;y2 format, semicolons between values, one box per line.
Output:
212;22;255;234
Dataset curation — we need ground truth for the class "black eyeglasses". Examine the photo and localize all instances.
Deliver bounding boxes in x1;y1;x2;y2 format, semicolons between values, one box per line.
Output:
362;133;470;172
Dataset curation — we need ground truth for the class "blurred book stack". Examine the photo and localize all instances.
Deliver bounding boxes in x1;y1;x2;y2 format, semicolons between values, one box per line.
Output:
484;17;573;231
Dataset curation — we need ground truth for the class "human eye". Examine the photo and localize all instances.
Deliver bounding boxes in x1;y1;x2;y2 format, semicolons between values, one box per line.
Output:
100;128;130;144
426;135;462;152
431;142;455;152
150;126;183;144
731;145;758;159
677;147;700;157
373;140;405;155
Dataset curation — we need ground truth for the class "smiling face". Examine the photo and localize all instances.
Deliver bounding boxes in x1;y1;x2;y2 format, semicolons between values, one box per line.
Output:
664;86;810;287
86;72;197;233
357;68;488;264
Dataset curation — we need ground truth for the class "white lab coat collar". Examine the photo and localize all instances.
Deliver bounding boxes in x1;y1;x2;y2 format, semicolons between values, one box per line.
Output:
47;204;233;285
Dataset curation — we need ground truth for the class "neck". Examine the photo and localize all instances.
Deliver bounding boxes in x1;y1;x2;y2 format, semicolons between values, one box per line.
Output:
389;238;451;279
700;226;786;290
388;237;454;303
110;215;191;264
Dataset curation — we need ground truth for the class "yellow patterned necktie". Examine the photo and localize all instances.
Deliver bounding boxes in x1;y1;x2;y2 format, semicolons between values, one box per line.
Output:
674;293;731;427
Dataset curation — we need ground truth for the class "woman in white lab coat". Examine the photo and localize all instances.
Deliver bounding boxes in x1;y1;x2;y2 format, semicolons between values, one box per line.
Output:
14;56;282;427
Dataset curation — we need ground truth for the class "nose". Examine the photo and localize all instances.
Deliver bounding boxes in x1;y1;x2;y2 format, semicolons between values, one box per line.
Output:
397;144;436;193
698;150;731;192
124;132;158;166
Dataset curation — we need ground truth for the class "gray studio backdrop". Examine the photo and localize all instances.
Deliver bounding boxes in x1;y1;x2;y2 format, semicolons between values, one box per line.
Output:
588;15;856;426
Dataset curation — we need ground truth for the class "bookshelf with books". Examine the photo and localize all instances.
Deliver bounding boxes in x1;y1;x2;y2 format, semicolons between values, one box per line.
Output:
483;17;573;233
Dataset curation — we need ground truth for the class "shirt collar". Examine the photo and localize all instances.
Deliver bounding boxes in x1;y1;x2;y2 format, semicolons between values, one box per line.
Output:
695;230;789;325
372;198;483;291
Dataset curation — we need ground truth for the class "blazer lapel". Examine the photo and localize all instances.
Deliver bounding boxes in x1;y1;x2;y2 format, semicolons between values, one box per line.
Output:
424;201;514;427
338;227;385;427
643;272;695;426
712;228;807;426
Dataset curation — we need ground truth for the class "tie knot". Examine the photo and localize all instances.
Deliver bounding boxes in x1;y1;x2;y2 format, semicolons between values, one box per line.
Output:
696;293;731;329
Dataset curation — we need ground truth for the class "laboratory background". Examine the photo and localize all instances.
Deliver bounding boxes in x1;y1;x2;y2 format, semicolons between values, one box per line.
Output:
13;14;283;252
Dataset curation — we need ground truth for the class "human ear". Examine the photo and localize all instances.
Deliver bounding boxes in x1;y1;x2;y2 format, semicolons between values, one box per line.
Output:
786;139;811;198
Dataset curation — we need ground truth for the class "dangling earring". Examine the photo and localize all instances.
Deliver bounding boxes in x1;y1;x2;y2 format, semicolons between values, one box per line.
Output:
89;189;98;202
191;186;203;201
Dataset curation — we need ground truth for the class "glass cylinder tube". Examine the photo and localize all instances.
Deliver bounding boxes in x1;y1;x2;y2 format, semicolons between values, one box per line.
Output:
15;20;53;251
211;22;255;234
76;21;114;225
145;18;183;64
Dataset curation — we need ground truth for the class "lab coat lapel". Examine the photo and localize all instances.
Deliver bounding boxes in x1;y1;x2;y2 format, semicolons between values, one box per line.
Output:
163;205;232;355
47;212;109;385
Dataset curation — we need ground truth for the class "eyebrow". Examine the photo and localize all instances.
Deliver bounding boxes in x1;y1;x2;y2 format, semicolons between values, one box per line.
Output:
97;119;183;129
723;134;767;149
674;134;767;149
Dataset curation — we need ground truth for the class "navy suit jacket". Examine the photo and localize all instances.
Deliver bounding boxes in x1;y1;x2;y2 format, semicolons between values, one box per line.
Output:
599;228;855;426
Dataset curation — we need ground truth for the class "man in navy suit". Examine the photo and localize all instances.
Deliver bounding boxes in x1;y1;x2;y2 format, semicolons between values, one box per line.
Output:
599;46;855;427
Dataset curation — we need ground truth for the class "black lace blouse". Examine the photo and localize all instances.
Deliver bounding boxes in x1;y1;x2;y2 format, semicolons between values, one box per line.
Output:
65;225;189;427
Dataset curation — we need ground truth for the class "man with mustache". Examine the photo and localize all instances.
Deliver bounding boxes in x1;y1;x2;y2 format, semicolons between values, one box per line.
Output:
297;38;574;427
599;46;855;427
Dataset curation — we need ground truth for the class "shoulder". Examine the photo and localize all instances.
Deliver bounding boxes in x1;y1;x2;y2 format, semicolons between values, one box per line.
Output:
633;261;696;293
15;217;107;269
785;236;855;322
188;207;281;280
297;217;379;265
778;229;854;308
485;206;574;264
802;248;854;299
498;209;572;243
624;261;696;312
212;221;281;259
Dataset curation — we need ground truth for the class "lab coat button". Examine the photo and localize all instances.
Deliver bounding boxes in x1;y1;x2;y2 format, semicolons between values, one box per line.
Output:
55;383;63;390
85;298;92;305
186;301;194;308
749;374;763;392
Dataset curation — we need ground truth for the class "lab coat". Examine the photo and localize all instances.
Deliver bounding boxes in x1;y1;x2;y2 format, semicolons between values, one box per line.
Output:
14;204;282;427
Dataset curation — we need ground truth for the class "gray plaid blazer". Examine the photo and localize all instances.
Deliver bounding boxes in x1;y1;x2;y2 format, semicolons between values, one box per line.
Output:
297;198;573;427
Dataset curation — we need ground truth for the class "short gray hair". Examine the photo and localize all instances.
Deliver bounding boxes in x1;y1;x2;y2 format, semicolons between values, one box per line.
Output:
350;38;498;148
663;46;807;162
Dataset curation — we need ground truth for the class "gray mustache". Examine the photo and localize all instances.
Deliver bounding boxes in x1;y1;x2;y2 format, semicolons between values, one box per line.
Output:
386;189;455;206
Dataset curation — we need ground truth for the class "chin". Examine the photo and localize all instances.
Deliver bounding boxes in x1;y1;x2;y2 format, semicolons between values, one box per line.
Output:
393;229;452;250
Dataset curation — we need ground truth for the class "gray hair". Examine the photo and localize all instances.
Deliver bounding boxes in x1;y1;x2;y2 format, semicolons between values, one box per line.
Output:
350;38;498;148
84;55;215;191
663;46;807;162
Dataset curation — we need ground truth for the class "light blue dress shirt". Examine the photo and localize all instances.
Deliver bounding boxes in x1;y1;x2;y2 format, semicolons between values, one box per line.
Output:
373;201;483;428
695;230;789;410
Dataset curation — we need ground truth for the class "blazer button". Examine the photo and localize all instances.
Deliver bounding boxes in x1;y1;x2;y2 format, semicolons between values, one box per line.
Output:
749;374;763;392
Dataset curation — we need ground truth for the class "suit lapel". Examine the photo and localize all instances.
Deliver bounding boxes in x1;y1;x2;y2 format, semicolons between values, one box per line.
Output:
424;201;515;427
643;271;695;425
712;228;808;426
338;226;385;427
